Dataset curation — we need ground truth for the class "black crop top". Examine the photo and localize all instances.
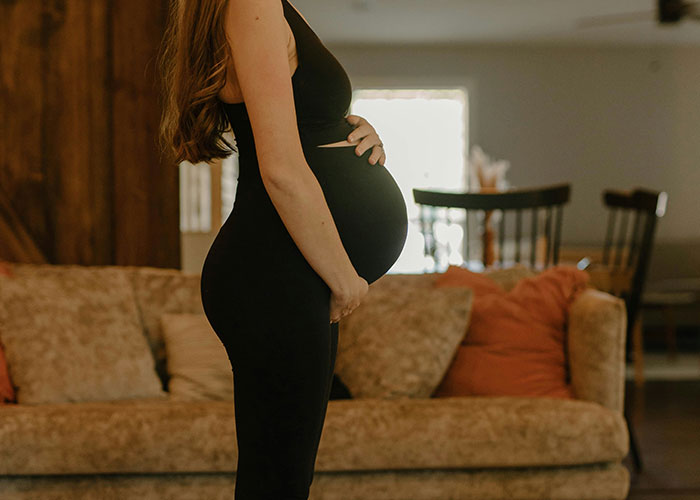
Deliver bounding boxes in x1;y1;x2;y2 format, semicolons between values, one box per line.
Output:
221;0;355;155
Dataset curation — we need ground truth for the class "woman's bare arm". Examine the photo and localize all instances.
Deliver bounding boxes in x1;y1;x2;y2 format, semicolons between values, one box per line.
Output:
224;0;359;295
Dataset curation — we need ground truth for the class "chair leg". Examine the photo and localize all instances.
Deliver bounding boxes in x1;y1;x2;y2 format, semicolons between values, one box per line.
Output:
624;407;644;473
661;305;678;361
633;315;645;387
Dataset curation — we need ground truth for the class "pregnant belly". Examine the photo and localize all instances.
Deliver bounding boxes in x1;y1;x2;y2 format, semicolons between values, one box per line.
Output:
302;142;408;284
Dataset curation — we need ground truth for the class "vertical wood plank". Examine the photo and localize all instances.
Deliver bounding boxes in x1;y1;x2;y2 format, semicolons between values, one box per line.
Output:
44;0;112;263
1;0;178;267
0;0;50;259
111;0;180;267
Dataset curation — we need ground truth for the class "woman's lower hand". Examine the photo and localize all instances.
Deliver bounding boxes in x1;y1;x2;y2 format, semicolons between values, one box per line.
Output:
329;274;369;324
345;114;386;166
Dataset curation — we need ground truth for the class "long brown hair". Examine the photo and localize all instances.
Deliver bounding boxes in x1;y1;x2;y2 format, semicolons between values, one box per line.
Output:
157;0;237;166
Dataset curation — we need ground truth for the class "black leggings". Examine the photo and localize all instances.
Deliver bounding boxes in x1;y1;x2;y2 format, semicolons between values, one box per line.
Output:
200;141;407;499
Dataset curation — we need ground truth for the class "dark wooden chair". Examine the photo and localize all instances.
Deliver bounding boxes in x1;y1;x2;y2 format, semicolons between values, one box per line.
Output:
579;188;668;379
577;187;668;474
641;280;699;361
412;183;571;271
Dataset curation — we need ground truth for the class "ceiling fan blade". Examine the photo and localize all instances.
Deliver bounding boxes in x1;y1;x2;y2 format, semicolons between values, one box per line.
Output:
659;0;700;22
575;10;655;29
659;0;685;22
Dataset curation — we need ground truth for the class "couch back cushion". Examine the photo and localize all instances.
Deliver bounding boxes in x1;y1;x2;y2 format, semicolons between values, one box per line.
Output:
336;273;473;399
123;266;205;389
433;265;589;399
160;312;234;401
0;263;166;404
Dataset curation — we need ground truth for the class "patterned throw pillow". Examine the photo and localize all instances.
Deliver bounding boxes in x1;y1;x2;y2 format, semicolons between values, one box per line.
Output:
159;313;234;401
335;277;473;399
0;264;166;404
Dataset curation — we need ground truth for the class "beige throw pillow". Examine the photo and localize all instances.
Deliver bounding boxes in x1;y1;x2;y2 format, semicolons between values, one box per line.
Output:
159;313;234;401
0;264;166;404
336;278;473;399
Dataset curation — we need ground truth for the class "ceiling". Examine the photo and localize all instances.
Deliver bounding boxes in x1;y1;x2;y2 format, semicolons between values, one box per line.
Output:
296;0;700;46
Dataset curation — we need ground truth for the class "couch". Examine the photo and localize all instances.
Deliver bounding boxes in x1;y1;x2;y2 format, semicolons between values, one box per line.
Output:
0;264;630;500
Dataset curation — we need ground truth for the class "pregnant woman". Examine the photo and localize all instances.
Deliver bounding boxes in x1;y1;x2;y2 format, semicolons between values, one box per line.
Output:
158;0;407;498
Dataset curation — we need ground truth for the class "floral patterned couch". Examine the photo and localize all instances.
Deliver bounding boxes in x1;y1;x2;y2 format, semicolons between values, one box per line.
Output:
0;263;630;500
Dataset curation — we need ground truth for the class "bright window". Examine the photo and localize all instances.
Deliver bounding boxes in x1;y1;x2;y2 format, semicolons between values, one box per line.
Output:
179;160;211;233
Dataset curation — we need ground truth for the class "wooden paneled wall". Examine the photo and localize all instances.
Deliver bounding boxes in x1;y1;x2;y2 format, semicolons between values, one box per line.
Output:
0;0;180;268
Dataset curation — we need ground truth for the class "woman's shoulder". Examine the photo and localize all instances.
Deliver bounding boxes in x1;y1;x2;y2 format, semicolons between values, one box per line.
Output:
217;2;297;105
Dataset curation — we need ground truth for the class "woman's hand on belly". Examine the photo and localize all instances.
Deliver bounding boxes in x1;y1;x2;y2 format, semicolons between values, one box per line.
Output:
345;114;386;166
315;114;386;166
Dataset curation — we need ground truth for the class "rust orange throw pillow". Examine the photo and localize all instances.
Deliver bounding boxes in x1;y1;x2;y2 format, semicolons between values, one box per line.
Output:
0;340;16;404
0;261;17;403
432;265;589;399
0;261;16;403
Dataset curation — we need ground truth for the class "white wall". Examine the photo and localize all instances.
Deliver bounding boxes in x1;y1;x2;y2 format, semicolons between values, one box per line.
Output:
329;43;700;281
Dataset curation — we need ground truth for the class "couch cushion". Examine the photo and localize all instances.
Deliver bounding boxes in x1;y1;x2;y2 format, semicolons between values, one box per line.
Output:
160;313;234;401
337;281;473;398
0;264;166;404
0;398;235;475
123;267;205;390
317;396;628;470
0;396;627;475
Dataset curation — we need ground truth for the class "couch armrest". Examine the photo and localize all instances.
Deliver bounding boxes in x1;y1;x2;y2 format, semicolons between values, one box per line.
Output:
568;288;627;413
